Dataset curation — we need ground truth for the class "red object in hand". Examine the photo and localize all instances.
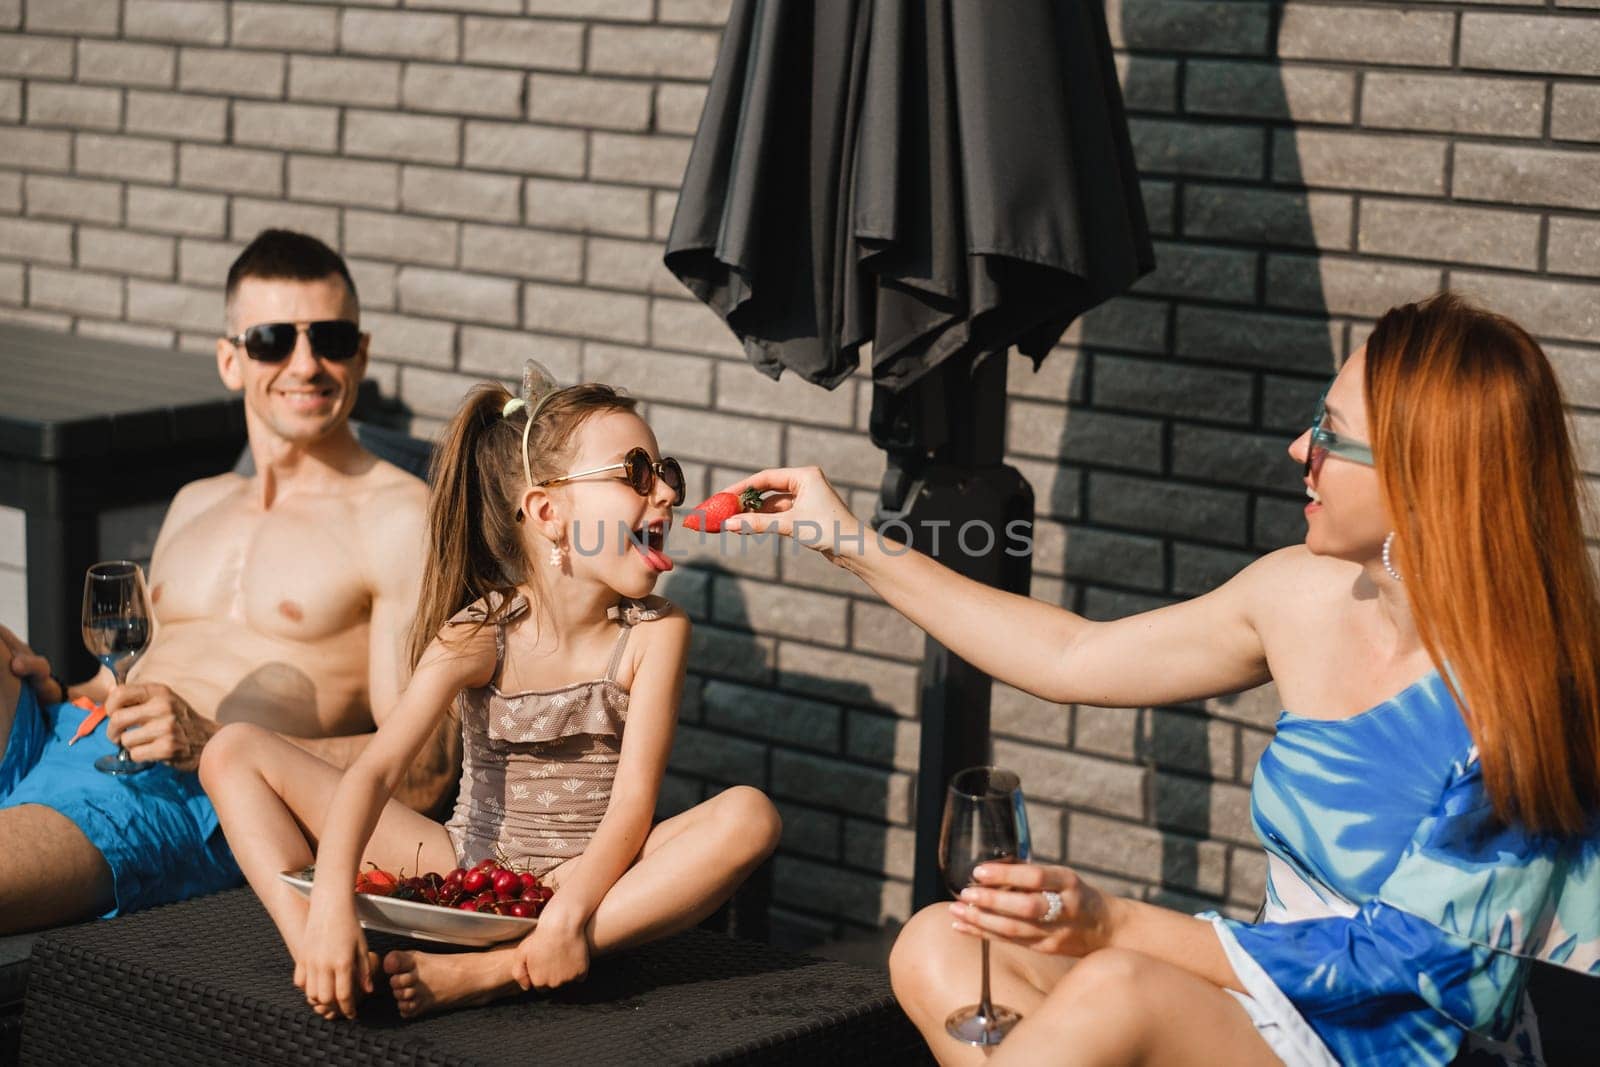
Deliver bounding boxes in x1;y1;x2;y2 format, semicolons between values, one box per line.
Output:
461;868;490;895
681;488;764;533
66;697;107;747
517;871;540;894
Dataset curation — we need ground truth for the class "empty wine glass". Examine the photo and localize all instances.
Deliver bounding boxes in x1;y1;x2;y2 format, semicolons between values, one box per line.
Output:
82;560;155;776
938;765;1032;1046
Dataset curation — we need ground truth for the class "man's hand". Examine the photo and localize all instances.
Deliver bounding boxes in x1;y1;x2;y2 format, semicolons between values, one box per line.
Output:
106;682;218;771
0;624;64;705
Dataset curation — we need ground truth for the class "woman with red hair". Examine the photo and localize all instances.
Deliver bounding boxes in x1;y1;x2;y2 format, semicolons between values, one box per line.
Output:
715;293;1600;1065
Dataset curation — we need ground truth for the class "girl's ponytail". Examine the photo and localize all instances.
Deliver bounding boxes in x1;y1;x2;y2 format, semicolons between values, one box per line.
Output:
408;384;530;667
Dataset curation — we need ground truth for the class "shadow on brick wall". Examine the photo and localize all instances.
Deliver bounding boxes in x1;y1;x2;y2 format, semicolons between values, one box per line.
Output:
652;559;910;950
1049;0;1337;915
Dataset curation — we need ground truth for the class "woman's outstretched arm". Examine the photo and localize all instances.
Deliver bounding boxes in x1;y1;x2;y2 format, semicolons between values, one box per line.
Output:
717;466;1277;708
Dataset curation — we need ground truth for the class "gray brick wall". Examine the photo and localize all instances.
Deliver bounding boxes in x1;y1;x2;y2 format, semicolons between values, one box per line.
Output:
2;0;1597;945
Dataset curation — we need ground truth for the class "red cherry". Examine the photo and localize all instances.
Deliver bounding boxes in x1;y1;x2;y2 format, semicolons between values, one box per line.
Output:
492;870;519;897
508;901;532;919
461;869;489;894
446;868;467;884
457;900;478;911
519;886;541;903
518;872;539;893
535;887;554;903
475;858;499;872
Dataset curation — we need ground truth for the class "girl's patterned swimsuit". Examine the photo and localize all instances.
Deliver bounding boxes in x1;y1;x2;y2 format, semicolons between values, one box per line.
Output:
443;593;668;876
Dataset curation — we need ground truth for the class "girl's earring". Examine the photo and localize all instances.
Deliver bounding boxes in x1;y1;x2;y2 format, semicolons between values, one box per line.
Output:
1382;531;1403;583
549;541;568;569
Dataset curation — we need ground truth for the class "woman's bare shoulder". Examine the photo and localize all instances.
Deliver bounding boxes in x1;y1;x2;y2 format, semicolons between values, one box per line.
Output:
1233;544;1361;622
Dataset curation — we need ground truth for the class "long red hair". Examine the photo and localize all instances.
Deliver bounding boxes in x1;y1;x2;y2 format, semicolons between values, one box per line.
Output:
1366;293;1600;835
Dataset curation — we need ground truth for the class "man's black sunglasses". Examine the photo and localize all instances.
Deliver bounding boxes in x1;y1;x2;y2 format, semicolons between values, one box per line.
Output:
225;320;364;363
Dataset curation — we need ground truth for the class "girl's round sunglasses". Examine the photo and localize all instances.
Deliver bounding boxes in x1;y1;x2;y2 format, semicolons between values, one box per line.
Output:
539;446;686;507
225;320;364;363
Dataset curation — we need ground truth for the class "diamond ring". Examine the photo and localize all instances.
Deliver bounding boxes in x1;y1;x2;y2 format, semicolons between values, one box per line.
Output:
1040;889;1063;924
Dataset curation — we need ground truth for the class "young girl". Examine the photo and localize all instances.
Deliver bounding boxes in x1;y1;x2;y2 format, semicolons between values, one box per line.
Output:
201;368;781;1021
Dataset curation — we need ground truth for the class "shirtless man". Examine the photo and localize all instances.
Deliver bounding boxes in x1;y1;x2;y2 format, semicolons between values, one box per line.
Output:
0;229;452;934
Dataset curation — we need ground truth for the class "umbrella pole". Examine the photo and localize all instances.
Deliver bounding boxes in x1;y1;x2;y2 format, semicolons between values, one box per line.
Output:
870;352;1034;910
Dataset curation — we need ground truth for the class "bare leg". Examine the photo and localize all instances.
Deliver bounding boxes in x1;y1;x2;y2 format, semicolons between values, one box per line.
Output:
199;722;456;966
386;785;782;1017
890;905;1280;1067
0;805;115;934
0;657;20;767
890;903;1075;1066
987;948;1281;1067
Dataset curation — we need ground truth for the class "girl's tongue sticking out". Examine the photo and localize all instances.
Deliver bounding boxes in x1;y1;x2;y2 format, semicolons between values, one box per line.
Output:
633;523;673;572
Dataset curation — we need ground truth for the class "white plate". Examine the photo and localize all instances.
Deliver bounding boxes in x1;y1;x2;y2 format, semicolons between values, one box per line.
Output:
278;869;537;947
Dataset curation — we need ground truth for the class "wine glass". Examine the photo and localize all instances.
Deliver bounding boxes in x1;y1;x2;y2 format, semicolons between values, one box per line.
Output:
938;765;1032;1046
82;560;155;776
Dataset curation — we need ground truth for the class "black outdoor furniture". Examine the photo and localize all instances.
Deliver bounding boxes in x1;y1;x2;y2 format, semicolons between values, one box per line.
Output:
17;888;928;1066
0;932;38;1064
0;324;245;682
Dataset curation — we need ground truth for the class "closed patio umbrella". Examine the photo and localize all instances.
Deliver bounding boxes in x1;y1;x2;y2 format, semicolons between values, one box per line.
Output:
666;0;1151;392
666;0;1154;907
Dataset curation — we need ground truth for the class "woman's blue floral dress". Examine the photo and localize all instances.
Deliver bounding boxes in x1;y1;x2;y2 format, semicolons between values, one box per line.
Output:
1203;670;1600;1065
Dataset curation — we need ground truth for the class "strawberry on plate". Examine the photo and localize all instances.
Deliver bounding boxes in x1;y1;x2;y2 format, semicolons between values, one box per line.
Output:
355;867;399;896
681;488;765;533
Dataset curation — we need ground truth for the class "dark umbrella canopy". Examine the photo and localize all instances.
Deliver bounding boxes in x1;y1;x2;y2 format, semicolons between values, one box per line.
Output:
666;0;1154;392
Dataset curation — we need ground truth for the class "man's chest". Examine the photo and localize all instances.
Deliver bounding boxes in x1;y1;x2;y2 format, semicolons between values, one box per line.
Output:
151;498;373;642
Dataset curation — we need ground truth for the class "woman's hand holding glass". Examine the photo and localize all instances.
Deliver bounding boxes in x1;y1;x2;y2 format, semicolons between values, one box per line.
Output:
951;862;1122;959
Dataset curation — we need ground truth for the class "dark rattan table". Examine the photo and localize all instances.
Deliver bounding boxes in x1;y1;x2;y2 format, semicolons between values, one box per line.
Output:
0;323;245;680
18;889;930;1066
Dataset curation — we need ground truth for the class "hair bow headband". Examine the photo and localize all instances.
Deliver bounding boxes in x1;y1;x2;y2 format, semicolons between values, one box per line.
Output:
505;359;563;492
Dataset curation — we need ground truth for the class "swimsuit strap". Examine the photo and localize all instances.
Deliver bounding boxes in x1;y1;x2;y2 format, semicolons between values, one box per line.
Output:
600;597;667;683
493;619;507;684
490;593;530;689
603;616;633;683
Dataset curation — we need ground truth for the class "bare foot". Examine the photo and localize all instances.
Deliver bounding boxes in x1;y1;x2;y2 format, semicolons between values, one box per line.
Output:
384;948;521;1019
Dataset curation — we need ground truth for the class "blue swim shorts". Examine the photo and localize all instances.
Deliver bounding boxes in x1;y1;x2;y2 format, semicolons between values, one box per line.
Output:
0;681;242;916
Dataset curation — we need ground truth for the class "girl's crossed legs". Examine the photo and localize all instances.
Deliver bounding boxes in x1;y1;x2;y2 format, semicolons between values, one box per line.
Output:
200;723;781;1018
889;905;1281;1067
201;722;457;1017
385;782;780;1016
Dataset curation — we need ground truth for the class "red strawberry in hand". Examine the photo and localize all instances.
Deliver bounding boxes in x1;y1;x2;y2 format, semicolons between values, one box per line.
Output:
682;488;765;533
